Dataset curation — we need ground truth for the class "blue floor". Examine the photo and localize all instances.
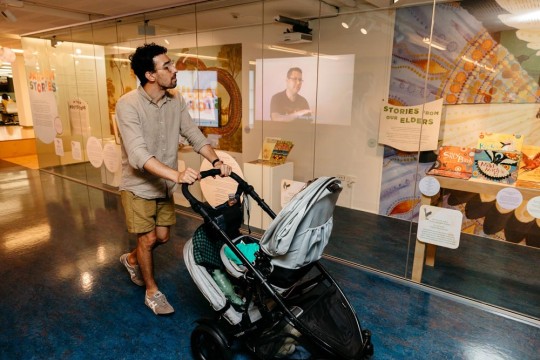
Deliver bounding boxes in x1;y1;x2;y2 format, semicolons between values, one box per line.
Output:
0;160;539;359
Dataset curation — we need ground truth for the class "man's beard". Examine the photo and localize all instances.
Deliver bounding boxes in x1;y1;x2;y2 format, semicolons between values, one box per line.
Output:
160;78;177;90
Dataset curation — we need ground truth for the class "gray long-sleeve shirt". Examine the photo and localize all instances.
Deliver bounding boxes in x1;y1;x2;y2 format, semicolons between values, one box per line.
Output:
115;86;210;199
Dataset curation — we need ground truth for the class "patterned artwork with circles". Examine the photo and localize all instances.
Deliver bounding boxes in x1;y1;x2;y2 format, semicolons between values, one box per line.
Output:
380;1;540;247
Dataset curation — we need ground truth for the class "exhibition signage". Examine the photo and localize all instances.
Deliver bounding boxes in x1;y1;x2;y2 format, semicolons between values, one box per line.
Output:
281;179;306;207
28;70;59;144
69;98;91;137
378;98;443;151
417;205;463;249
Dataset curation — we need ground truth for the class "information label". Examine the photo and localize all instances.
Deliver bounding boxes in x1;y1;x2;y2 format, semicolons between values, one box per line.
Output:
86;136;103;168
54;138;64;157
496;187;522;211
527;196;540;219
417;205;462;249
281;179;306;207
419;176;440;197
103;142;121;173
71;141;82;161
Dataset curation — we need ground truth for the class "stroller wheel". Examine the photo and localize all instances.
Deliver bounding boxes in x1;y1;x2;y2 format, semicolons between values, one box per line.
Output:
191;322;233;360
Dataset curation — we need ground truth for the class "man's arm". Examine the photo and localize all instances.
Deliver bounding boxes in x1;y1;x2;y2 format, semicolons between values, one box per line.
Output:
143;157;199;184
198;144;232;176
270;109;311;121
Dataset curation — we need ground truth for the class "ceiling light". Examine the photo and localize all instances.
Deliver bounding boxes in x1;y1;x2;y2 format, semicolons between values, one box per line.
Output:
267;45;307;55
111;58;131;63
1;8;17;22
342;17;357;30
173;52;226;62
71;54;104;60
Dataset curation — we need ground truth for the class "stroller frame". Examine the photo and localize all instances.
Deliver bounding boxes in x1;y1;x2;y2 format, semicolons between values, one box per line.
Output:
183;170;373;359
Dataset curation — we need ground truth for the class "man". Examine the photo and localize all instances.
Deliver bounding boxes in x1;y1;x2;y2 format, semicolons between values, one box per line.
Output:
270;67;312;121
115;43;231;315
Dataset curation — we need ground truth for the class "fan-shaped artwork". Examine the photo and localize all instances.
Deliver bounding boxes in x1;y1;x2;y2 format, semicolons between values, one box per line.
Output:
389;3;540;106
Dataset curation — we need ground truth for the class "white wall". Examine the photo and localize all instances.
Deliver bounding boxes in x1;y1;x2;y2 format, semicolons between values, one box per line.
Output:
112;9;395;214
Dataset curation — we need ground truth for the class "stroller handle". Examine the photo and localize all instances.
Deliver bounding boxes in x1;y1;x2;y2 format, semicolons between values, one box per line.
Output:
181;170;277;219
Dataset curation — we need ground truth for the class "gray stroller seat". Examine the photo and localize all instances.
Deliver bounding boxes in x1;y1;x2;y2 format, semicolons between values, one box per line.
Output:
221;177;342;290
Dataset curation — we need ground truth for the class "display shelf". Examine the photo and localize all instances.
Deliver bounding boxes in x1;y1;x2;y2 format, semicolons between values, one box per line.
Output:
435;176;540;200
411;176;540;283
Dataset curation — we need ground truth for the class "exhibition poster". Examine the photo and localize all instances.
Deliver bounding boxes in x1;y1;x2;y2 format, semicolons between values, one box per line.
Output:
378;98;443;152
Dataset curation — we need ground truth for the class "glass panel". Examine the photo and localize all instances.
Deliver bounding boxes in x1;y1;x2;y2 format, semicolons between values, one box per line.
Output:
412;0;540;318
315;4;420;278
22;27;75;171
20;0;540;320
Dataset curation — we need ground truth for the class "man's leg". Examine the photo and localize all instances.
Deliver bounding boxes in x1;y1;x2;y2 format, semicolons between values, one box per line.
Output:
136;226;170;296
120;192;175;315
139;225;174;315
119;191;151;287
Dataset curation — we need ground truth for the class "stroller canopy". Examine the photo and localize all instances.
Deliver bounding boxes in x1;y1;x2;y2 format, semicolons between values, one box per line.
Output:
259;177;341;270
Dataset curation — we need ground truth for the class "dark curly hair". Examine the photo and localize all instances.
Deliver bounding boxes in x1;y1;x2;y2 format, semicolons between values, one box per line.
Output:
129;43;168;86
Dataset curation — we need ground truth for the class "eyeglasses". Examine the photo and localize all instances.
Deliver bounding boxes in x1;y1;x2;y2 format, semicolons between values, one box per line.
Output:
155;63;177;72
288;77;304;83
287;78;304;82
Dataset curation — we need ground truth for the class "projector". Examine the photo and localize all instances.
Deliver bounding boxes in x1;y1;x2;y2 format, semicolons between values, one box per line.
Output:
281;32;312;43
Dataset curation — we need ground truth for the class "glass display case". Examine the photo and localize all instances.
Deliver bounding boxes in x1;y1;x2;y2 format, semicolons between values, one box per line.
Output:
20;0;540;320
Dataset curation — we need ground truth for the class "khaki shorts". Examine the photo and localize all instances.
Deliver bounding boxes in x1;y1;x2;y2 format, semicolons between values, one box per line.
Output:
120;191;176;234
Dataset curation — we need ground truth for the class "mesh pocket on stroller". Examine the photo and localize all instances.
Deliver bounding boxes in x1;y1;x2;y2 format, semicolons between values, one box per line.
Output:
193;196;243;269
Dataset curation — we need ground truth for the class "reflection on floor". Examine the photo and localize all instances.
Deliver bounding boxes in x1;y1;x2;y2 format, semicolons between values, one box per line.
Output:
2;154;39;169
1;161;538;359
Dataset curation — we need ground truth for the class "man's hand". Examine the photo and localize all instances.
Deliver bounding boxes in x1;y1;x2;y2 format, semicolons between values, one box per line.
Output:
213;160;232;177
177;167;200;184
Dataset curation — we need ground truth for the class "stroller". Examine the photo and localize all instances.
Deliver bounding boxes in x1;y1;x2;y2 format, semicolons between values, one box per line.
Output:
182;170;373;359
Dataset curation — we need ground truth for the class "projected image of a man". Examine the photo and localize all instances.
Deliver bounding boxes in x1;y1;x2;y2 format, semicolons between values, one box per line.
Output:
270;67;312;121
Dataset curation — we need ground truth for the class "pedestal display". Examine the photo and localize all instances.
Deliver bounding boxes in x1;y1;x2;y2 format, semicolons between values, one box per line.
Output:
243;161;294;230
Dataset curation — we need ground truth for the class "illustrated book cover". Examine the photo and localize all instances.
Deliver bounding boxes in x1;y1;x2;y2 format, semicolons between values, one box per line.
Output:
270;140;294;164
516;145;540;189
472;149;520;184
258;137;281;161
427;146;475;179
476;132;524;152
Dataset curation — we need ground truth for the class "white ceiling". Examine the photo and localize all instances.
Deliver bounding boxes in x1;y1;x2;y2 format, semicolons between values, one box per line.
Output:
0;0;440;50
0;0;209;49
0;0;456;78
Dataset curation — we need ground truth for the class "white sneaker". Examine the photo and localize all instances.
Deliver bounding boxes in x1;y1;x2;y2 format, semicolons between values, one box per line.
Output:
120;253;144;286
145;291;174;315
